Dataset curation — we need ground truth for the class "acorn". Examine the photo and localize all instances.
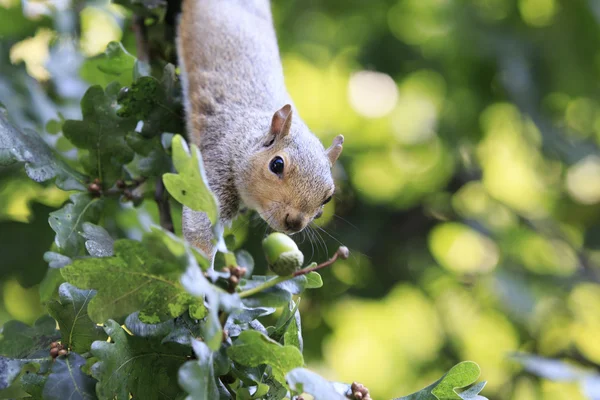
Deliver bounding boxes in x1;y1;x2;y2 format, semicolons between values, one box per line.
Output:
262;232;304;276
58;349;68;357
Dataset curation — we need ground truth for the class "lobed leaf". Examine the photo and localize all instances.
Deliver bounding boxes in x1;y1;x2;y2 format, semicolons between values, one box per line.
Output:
163;134;219;225
62;84;137;186
178;339;220;400
42;353;97;400
227;330;303;384
395;361;487;400
91;320;188;399
49;193;103;257
47;283;108;353
61;238;206;323
80;222;114;257
0;315;59;359
0;110;86;190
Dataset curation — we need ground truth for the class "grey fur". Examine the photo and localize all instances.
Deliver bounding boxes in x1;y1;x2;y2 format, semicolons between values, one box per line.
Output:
177;0;343;258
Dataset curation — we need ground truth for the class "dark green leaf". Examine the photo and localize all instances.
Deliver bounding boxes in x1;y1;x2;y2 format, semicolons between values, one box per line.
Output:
47;283;108;353
178;339;219;400
62;84;137;186
48;194;103;256
0;316;59;359
283;302;302;352
118;64;183;137
42;353;97;400
227;330;303;383
91;320;188;400
126;133;171;177
0;110;86;190
0;358;30;391
163;135;219;224
269;300;300;345
286;368;346;400
81;223;114;257
61;238;206;323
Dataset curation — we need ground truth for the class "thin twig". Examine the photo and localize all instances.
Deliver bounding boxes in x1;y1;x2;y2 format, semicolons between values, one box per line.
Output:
292;246;349;277
238;246;349;299
155;178;175;233
132;15;150;63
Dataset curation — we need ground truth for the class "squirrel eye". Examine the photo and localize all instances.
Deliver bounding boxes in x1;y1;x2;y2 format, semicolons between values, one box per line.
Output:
323;196;332;205
269;156;284;175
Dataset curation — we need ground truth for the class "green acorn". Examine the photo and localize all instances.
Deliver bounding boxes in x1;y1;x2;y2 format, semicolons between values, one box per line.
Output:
262;232;304;276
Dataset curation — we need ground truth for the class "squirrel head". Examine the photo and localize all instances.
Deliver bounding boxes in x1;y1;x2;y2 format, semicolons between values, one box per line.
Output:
238;104;343;235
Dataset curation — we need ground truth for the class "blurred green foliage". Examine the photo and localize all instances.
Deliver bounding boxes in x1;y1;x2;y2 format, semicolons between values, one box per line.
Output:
1;0;600;398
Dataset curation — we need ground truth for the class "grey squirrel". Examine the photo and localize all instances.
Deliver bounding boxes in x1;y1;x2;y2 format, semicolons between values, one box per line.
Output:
176;0;343;258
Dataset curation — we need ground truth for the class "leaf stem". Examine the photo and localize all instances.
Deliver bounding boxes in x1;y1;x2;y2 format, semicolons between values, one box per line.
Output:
238;246;349;299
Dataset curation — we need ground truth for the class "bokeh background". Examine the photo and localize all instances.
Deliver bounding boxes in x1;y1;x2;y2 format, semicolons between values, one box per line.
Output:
2;0;600;398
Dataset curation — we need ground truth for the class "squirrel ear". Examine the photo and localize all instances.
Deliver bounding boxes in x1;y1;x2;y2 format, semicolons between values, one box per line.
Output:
326;135;344;166
270;104;293;138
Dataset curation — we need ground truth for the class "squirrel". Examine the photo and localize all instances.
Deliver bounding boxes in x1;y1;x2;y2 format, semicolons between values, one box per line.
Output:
176;0;344;258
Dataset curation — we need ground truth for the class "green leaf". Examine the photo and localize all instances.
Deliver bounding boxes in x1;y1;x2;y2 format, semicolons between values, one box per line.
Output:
227;330;303;384
181;263;241;350
80;223;114;257
42;353;97;400
235;250;254;277
163;135;219;224
118;64;183;137
0;358;32;391
126;133;172;177
283;302;302;352
47;283;108;353
91;320;189;399
395;361;487;400
43;252;72;269
61;238;206;323
240;275;317;308
63;84;137;186
269;300;300;345
0;110;86;190
49;194;103;256
81;42;137;87
0;316;59;359
178;339;219;400
125;311;202;346
286;368;347;400
304;272;323;289
431;361;482;400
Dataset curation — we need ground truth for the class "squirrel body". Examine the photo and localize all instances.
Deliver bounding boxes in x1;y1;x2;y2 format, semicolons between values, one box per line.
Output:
177;0;343;257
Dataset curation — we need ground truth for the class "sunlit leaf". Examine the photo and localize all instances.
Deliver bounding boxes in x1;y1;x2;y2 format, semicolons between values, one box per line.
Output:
61;238;206;323
163;135;219;224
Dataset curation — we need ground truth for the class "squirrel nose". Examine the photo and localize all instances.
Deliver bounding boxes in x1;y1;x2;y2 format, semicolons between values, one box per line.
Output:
284;213;304;233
